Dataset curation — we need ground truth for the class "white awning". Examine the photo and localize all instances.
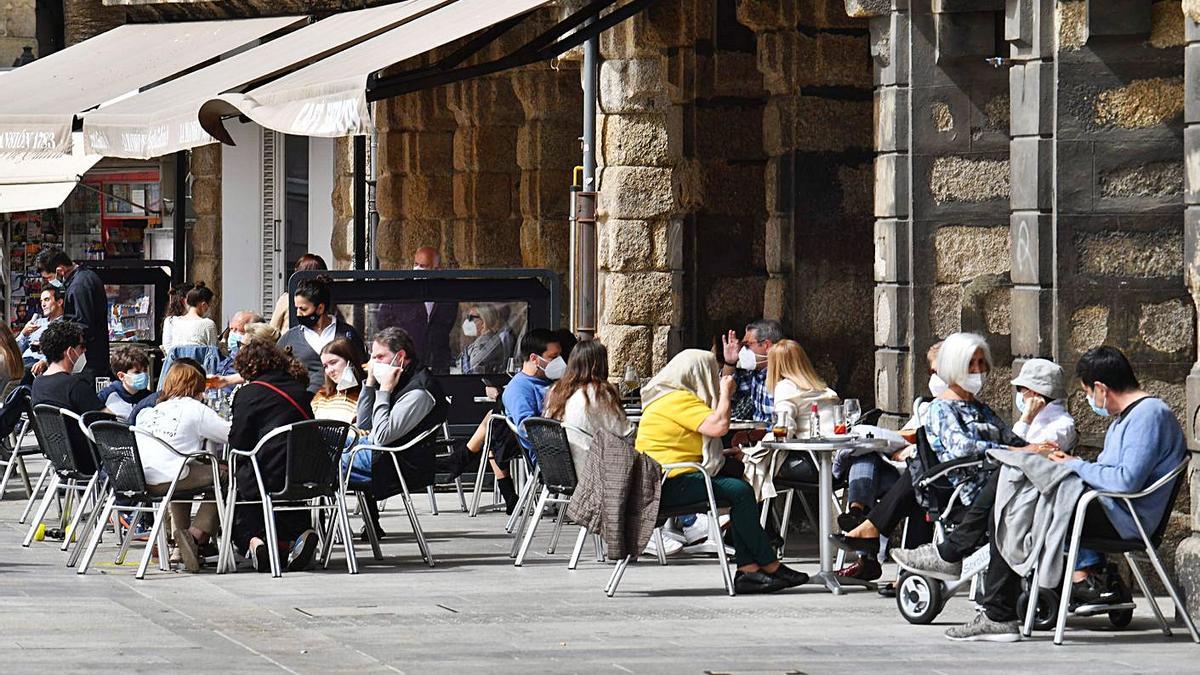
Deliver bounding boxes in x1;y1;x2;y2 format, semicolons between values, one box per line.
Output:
0;134;101;213
199;0;550;139
82;1;454;159
0;16;303;157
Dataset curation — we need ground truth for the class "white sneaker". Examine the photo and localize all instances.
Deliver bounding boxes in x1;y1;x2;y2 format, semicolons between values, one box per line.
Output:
660;520;688;545
644;534;684;557
681;514;712;545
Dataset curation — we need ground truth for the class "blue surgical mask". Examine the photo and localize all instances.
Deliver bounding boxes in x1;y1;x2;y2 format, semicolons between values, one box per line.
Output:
227;332;241;350
1087;391;1110;417
126;372;150;392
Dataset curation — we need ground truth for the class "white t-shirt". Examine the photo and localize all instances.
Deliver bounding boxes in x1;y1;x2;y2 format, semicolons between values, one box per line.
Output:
135;397;231;485
561;384;629;469
302;317;340;355
1014;399;1077;452
162;314;218;350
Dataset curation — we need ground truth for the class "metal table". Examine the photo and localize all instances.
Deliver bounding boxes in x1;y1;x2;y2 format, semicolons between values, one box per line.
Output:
762;436;892;595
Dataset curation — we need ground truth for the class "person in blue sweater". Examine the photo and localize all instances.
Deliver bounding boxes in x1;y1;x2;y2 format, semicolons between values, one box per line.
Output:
942;346;1187;642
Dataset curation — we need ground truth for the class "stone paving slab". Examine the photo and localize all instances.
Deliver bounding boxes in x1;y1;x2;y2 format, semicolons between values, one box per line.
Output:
0;470;1197;674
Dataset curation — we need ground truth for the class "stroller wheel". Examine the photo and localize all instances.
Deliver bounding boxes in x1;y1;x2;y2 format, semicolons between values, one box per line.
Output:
1017;587;1059;631
1108;608;1134;628
897;572;945;624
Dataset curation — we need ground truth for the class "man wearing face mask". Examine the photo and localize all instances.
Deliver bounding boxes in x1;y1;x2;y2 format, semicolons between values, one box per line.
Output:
35;249;110;377
95;344;154;418
502;329;564;461
375;247;458;373
276;276;364;393
348;327;447;503
720;319;783;423
31;321;105;417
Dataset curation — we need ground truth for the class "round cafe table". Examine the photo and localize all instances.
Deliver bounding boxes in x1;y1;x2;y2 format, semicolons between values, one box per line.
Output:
762;435;893;595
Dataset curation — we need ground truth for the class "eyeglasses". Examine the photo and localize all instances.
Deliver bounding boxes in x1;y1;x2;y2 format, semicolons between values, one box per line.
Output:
467;314;481;321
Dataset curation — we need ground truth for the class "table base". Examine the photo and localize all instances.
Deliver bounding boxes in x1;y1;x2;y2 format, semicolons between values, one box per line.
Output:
812;571;878;595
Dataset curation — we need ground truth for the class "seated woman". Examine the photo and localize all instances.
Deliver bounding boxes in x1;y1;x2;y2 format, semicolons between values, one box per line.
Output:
542;340;628;469
833;332;1055;556
161;282;218;350
135;360;231;572
457;303;508;374
636;349;808;594
312;338;366;425
1011;358;1077;452
228;337;318;573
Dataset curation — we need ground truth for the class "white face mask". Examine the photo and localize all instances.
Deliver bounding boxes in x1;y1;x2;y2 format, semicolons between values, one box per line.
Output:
336;364;359;392
960;372;985;395
541;356;566;381
70;349;87;374
1014;392;1027;415
737;346;765;370
929;373;949;397
461;318;479;338
371;361;400;383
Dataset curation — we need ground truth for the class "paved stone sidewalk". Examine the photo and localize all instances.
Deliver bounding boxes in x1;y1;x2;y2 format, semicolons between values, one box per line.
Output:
0;475;1196;673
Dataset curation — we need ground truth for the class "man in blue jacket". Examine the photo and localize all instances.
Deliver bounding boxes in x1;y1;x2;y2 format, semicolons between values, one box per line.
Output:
943;346;1187;642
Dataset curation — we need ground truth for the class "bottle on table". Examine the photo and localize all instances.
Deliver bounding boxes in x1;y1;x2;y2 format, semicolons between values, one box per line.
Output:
809;403;821;439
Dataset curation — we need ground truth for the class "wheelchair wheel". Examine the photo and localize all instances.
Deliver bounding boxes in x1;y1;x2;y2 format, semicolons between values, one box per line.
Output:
897;572;945;624
1109;608;1134;628
1017;587;1059;632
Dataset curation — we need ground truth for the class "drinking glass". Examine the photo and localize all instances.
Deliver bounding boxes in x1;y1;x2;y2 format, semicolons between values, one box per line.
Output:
94;377;111;394
832;407;848;435
772;410;792;441
505;357;519;376
844;398;862;427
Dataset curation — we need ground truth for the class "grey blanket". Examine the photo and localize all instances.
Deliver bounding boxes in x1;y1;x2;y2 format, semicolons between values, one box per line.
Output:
988;449;1085;589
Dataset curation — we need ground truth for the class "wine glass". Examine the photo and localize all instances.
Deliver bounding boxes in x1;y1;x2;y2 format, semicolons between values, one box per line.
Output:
505;357;519;376
843;399;862;428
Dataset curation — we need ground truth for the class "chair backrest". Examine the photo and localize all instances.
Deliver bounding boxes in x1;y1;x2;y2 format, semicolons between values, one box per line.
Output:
81;410;120;427
523;417;577;494
276;419;353;500
913;426;956;519
31;404;86;474
1147;456;1191;547
90;421;149;496
0;385;30;438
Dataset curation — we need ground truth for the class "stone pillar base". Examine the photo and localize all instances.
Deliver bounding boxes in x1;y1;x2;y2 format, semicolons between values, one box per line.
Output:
1175;535;1200;622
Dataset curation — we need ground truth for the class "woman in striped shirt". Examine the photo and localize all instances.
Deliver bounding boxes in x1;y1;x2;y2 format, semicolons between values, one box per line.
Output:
312;338;366;425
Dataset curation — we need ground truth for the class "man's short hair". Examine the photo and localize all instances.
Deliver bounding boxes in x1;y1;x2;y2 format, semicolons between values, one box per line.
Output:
110;344;150;374
35;249;73;274
746;319;784;344
519;328;558;360
1076;346;1140;393
41;287;63;302
374;327;418;363
40;321;85;363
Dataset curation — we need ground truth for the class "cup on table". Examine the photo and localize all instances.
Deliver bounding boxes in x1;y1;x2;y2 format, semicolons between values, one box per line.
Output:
832;407;848;435
205;374;223;390
772;410;793;441
843;398;862;428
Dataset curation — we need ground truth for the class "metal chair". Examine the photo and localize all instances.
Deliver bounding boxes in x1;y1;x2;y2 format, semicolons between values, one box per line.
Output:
605;461;736;597
218;420;359;577
513;418;588;566
1038;457;1199;645
343;425;439;567
469;413;520;517
21;405;103;554
0;387;39;504
425;421;469;515
76;422;228;578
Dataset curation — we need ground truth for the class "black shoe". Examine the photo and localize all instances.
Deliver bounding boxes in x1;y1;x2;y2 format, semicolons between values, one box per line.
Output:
830;533;880;555
1071;572;1105;606
250;541;270;573
769;564;810;588
878;581;896;598
358;524;387;542
287;530;319;572
446;441;473;480
837;507;867;533
735;570;789;594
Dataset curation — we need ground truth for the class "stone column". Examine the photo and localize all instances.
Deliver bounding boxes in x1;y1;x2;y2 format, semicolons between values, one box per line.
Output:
1179;0;1200;620
0;0;36;64
330;136;355;270
512;61;583;315
447;77;524;267
189;145;222;319
376;88;457;269
63;0;122;44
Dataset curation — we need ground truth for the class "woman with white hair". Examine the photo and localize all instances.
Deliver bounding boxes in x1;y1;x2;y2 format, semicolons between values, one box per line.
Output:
832;332;1056;555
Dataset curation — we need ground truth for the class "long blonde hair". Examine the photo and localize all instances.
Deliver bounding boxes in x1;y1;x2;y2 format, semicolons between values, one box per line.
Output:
766;339;827;394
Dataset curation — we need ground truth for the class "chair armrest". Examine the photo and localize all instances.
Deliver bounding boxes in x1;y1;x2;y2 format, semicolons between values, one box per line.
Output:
914;456;987;489
1088;457;1190;501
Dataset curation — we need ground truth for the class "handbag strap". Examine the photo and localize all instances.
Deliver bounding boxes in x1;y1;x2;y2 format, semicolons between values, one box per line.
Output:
249;380;312;420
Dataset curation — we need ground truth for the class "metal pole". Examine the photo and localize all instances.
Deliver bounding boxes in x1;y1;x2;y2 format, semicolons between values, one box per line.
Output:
352;136;367;271
582;30;598;191
173;150;188;283
573;26;600;338
368;127;379;270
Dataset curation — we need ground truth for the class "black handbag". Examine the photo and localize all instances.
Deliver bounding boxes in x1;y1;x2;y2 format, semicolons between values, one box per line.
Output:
776;451;818;484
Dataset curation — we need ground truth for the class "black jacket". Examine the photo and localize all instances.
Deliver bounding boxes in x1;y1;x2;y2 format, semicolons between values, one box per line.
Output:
62;265;110;376
365;366;447;500
376;302;457;373
229;369;314;498
276;320;365;393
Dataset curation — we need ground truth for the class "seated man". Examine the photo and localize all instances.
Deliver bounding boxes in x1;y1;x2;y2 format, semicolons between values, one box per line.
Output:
930;347;1186;642
720;319;783;423
96;344;153;418
347;327;447;489
31;321;103;415
18;287;64;368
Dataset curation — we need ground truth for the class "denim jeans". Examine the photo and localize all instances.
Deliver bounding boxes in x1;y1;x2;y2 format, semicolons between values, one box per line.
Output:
341;439;373;485
846;454;899;507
